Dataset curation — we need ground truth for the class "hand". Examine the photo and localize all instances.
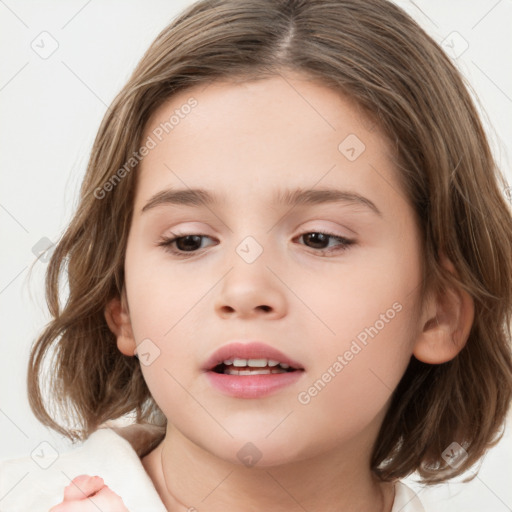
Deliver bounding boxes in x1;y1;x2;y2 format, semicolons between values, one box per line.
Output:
49;474;129;511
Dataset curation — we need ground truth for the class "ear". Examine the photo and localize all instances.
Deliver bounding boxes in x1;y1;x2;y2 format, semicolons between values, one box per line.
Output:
104;289;137;357
413;255;475;364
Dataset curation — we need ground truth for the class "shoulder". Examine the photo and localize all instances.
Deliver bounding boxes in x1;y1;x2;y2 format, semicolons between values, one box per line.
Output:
0;427;166;512
392;480;426;512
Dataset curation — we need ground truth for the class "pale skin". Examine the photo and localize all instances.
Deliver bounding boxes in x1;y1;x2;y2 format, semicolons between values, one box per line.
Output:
105;71;474;511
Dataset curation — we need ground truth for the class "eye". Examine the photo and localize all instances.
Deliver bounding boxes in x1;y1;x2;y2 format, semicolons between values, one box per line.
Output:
295;230;355;255
157;230;355;258
157;233;216;258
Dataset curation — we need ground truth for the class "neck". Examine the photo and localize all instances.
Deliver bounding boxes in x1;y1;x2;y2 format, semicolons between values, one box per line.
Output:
142;425;395;512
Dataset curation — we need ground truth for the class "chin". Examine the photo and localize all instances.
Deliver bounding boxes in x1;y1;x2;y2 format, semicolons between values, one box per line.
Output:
209;434;314;468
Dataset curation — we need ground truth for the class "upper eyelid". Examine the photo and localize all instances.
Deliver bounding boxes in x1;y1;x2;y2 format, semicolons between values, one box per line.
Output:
162;228;354;240
162;218;358;236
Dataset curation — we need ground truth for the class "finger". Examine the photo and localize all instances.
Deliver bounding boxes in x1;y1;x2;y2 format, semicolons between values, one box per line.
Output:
86;486;129;512
49;486;129;512
63;475;105;501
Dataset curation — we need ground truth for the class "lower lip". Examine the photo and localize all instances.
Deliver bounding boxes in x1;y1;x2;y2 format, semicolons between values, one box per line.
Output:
205;370;304;398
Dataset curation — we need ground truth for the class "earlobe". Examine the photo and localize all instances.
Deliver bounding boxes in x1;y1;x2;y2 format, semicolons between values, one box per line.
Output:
104;293;137;357
413;257;475;364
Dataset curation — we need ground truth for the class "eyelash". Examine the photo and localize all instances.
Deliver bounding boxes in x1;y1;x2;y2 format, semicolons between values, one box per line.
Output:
156;230;356;258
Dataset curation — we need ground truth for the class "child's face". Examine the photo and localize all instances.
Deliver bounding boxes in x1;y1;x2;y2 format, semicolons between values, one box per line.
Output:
120;72;425;466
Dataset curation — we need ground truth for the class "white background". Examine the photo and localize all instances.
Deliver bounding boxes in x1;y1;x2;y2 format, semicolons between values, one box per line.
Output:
1;1;511;510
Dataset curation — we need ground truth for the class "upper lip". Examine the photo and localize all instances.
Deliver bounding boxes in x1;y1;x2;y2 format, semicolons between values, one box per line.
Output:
202;341;304;371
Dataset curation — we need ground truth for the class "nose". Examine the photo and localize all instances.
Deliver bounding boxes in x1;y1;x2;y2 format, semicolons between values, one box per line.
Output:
214;256;287;320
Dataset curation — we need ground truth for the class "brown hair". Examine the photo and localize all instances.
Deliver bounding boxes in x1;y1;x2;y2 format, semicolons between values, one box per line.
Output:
27;0;512;484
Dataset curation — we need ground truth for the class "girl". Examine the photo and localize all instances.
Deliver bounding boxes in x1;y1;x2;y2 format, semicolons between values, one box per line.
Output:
1;0;511;510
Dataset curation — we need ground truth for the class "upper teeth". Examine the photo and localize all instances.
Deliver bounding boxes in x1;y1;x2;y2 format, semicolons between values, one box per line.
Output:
224;358;290;369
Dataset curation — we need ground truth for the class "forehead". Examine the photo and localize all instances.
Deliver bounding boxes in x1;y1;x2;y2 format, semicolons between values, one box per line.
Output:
143;73;381;147
135;74;404;216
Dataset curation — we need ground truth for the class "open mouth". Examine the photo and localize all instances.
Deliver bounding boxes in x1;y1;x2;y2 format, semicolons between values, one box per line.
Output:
211;358;299;375
204;343;305;398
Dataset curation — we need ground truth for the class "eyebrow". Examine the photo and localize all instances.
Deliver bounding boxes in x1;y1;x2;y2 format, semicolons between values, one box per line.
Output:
141;187;382;217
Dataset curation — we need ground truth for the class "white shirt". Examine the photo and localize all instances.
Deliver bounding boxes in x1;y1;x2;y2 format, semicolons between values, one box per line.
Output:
0;428;425;511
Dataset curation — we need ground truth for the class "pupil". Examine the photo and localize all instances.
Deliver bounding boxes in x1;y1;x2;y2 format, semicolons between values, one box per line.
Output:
177;235;201;251
306;233;328;249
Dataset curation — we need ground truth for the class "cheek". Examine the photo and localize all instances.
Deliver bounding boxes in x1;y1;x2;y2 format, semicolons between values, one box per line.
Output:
296;307;413;417
124;239;211;341
291;239;421;356
292;241;421;415
288;290;418;459
123;244;206;412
